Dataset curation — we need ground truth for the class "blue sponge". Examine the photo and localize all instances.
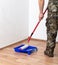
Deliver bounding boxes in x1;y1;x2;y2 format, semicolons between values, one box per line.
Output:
14;44;38;55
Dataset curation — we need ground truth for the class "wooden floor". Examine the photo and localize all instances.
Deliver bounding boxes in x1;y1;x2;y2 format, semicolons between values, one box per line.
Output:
0;39;58;65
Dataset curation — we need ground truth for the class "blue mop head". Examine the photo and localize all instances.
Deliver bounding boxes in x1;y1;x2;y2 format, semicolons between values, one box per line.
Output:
14;44;38;55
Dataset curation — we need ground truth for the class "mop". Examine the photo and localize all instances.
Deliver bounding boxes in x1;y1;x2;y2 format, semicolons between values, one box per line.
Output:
14;8;47;55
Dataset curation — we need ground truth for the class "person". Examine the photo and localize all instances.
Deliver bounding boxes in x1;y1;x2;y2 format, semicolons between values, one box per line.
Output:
38;0;58;57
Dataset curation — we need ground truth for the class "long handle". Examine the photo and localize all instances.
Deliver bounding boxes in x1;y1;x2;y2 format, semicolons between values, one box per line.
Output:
28;8;48;43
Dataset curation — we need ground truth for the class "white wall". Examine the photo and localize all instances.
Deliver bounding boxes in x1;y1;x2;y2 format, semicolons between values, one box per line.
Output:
0;0;58;48
0;0;29;48
29;0;58;41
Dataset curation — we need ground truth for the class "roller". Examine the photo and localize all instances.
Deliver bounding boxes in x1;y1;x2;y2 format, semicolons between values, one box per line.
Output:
20;44;29;50
14;8;47;55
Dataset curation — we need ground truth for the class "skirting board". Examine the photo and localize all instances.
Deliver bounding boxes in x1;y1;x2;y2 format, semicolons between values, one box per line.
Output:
31;38;58;43
0;39;27;49
0;38;58;49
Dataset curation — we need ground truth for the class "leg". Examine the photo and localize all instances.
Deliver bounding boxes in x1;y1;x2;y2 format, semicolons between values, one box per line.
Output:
44;17;57;57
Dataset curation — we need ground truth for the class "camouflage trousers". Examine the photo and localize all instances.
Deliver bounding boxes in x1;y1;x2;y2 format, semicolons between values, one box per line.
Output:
46;12;58;50
44;0;58;57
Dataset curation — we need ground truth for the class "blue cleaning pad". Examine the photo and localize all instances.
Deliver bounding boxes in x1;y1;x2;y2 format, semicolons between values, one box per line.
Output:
14;44;38;55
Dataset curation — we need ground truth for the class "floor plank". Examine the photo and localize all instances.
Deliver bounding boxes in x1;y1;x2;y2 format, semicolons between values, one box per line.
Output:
0;40;58;65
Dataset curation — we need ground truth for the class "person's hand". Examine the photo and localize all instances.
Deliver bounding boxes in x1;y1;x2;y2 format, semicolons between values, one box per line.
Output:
39;12;44;20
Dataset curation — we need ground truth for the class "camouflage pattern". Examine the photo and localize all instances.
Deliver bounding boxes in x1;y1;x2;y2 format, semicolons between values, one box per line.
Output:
45;0;58;57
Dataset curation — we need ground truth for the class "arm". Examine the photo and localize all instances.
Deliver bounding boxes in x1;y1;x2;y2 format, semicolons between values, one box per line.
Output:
38;0;44;19
38;0;44;13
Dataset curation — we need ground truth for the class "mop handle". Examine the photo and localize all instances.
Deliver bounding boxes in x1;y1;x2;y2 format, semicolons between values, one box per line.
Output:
28;8;48;43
